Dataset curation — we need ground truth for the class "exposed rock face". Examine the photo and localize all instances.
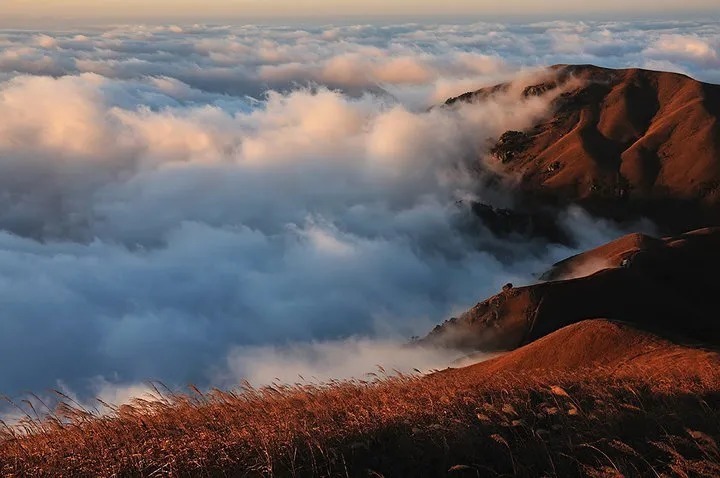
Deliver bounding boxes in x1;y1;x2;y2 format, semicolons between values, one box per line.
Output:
490;131;530;164
422;227;720;351
451;65;720;233
469;202;571;244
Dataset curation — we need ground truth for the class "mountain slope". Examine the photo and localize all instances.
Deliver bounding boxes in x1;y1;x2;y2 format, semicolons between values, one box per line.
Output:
461;319;719;379
5;318;719;477
452;65;720;232
423;227;720;350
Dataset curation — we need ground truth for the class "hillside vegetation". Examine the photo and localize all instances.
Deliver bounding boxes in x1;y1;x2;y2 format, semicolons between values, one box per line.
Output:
2;320;719;477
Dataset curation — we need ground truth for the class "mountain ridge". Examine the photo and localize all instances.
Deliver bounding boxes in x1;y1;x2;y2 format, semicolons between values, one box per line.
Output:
454;64;720;233
422;226;720;351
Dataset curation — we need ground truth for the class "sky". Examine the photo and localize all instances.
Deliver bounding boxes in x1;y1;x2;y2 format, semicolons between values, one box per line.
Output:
0;15;718;410
2;0;719;25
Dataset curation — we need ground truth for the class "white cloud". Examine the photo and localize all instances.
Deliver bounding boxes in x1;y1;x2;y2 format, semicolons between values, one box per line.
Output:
0;18;698;402
221;338;474;387
0;65;598;399
644;34;720;67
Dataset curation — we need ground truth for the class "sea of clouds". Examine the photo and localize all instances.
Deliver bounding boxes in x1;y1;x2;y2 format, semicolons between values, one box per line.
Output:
0;18;717;405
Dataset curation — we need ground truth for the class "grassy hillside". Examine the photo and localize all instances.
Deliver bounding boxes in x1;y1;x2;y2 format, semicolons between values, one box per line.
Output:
2;321;719;477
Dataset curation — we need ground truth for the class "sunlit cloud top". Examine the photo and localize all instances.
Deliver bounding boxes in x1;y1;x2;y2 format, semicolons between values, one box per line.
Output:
0;16;716;400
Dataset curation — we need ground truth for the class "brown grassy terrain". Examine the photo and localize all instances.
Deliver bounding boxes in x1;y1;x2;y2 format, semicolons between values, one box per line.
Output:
450;65;720;232
425;227;720;351
2;320;719;477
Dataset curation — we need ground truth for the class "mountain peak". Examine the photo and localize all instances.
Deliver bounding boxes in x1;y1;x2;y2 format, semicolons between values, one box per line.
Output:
450;65;720;232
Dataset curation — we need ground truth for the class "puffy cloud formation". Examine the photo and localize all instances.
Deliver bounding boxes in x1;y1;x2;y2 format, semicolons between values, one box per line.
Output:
0;71;577;398
0;19;703;402
1;19;719;105
644;34;720;68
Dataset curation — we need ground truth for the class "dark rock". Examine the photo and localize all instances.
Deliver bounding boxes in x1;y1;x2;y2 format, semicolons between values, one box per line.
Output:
490;131;530;164
470;202;571;245
547;161;562;173
523;82;557;97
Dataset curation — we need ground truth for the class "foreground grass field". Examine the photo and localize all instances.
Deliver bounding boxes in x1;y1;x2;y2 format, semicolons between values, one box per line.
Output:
2;321;719;477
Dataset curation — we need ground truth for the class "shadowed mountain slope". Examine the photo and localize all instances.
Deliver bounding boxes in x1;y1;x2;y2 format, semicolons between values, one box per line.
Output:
423;227;720;351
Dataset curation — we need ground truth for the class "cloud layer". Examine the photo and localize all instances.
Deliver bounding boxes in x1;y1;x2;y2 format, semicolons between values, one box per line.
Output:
0;19;718;104
0;19;711;401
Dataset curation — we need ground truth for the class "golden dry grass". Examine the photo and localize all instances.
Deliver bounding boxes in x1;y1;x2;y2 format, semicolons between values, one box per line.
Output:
1;354;719;478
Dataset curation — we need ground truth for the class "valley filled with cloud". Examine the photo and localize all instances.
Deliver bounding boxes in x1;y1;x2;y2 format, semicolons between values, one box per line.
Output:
0;18;717;403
